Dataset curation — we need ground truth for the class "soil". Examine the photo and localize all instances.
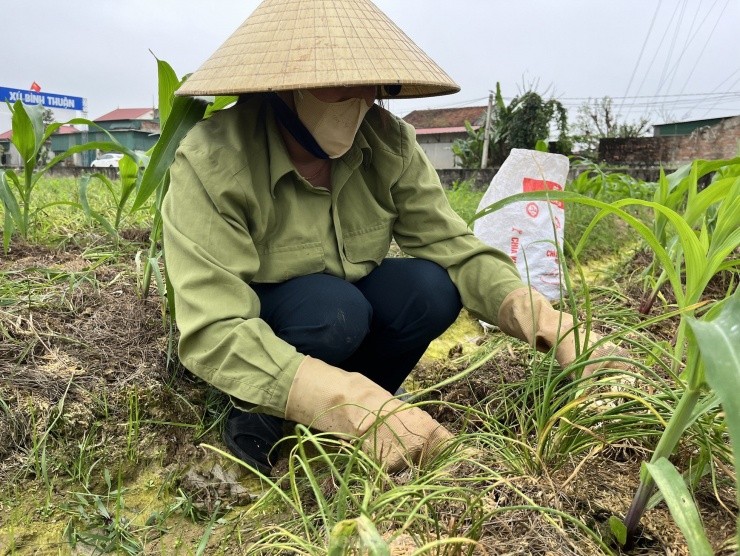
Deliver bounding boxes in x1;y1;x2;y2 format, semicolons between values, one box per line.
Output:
0;240;737;555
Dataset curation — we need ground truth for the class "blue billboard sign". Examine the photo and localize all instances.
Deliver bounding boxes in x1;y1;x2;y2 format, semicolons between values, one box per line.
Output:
0;86;87;112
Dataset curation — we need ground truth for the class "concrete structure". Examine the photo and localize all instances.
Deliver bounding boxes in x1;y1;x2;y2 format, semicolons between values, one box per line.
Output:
403;106;487;169
599;115;740;168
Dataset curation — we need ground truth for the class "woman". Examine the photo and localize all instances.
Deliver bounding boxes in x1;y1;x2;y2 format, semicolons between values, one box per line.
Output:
163;0;622;473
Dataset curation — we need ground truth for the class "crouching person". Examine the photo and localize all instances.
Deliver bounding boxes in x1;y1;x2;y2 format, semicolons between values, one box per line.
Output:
162;0;621;474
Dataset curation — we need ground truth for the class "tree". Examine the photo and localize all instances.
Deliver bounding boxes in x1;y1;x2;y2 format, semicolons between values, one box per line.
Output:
452;83;571;168
451;122;485;169
573;96;651;159
36;108;57;164
497;86;571;160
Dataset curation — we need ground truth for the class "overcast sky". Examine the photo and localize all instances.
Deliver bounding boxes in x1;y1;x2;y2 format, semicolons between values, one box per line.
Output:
3;0;739;134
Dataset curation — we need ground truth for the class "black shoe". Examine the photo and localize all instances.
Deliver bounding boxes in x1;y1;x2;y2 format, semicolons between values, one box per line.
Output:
223;407;284;474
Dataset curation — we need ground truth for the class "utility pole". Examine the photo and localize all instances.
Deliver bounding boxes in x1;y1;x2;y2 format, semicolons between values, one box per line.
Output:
480;91;494;169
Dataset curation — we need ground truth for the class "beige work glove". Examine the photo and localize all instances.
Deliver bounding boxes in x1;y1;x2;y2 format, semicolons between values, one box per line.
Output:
285;356;453;472
497;287;627;377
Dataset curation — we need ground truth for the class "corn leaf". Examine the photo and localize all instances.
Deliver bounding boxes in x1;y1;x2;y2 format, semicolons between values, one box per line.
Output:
153;55;180;128
1;170;21;248
205;95;237;118
9;101;45;165
118;155;140;212
645;458;714;556
78;175;117;238
0;170;22;229
686;287;740;503
132;95;209;212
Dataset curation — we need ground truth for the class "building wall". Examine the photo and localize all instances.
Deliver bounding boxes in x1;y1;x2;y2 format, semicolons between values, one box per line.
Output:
416;131;467;169
600;116;740;167
0;142;22;166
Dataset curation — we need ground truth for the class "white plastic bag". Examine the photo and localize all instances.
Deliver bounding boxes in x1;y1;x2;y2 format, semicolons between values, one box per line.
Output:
473;148;569;302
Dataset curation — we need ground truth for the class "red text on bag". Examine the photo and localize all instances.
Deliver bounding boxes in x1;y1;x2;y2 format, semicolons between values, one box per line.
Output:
522;178;564;209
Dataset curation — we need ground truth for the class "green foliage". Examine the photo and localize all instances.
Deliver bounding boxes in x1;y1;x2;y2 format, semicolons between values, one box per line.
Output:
444;178;483;224
451;83;571;169
500;88;571;158
687;288;740;549
328;516;390;556
563;202;635;264
565;159;655;264
135;57;235;314
451;122;485;169
78;155;145;239
569;158;656;202
471;161;739;547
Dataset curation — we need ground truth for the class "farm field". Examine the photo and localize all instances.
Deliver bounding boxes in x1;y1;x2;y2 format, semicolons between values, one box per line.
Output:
0;154;738;555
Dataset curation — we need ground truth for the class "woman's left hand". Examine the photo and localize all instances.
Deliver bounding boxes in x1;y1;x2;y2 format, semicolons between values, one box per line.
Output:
497;287;630;377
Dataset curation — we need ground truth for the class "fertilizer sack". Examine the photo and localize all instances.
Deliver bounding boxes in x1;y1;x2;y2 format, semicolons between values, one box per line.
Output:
473;148;569;302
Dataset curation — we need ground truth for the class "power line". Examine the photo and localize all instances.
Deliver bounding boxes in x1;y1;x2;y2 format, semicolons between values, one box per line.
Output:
655;0;689;99
677;0;732;118
675;0;725;96
392;91;740;118
627;1;682;119
618;0;662;116
660;0;704;112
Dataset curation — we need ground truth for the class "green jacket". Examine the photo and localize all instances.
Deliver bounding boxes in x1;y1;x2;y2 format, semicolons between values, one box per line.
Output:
162;95;523;417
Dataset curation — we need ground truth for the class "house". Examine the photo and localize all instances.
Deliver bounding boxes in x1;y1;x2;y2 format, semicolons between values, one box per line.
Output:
402;106;488;169
599;115;740;168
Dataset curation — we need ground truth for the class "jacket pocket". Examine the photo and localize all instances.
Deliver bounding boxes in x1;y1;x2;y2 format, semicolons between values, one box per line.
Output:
254;242;325;282
343;220;393;265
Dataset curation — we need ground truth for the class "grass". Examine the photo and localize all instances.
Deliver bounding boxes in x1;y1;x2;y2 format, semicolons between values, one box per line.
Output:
0;174;737;554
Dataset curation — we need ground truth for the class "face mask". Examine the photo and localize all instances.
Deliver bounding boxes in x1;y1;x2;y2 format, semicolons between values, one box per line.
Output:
293;90;372;159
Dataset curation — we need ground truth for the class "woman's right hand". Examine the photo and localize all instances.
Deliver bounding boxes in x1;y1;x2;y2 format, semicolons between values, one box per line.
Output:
285;356;453;472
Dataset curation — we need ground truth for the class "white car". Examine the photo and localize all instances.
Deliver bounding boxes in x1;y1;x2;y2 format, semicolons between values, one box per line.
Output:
90;153;124;168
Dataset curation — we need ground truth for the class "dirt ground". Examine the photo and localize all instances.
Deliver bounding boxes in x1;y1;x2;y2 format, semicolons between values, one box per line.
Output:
0;241;737;555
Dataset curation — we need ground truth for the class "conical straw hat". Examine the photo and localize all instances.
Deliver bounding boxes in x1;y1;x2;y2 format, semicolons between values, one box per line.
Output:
177;0;459;99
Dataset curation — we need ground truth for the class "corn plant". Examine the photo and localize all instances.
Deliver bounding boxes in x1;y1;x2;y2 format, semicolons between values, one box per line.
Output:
639;156;740;314
78;153;148;239
0;100;139;251
568;158;655;201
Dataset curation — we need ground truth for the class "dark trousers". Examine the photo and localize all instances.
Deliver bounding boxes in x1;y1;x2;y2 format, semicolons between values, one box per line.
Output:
252;258;462;393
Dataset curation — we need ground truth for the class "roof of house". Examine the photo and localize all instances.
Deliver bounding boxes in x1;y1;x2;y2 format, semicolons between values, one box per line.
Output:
654;114;739;128
415;126;470;135
2;125;86;141
55;125;80;135
95;108;156;122
403;105;488;130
